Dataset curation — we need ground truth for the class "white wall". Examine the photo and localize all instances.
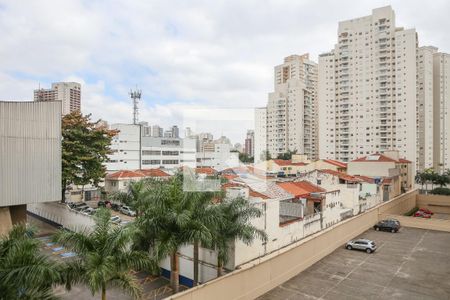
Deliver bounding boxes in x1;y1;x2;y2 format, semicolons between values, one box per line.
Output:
0;101;61;206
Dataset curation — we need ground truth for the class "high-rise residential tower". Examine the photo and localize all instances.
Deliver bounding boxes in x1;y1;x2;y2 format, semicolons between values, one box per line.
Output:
34;82;81;115
254;107;267;162
256;54;318;161
318;6;417;171
433;52;450;172
244;130;255;157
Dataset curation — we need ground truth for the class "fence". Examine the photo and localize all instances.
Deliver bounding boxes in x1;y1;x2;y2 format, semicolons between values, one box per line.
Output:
167;189;418;300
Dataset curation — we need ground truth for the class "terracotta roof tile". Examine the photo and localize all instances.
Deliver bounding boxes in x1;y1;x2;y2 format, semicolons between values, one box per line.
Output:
195;167;217;175
320;169;362;183
323;159;347;168
273;159;306;166
277;181;325;198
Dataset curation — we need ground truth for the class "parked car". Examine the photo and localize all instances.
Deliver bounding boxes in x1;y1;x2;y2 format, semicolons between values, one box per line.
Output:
97;200;111;208
119;220;132;226
110;216;121;224
414;210;431;218
82;207;96;215
418;208;433;215
111;203;122;211
345;239;377;253
120;206;136;217
74;204;89;212
373;219;401;233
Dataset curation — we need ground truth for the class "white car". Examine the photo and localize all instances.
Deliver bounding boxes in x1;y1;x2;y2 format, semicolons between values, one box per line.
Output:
110;216;121;224
120;206;136;217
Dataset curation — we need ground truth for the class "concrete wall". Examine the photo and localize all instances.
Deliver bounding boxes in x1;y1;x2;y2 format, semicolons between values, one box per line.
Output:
168;189;418;300
417;194;450;214
28;202;95;232
381;214;450;232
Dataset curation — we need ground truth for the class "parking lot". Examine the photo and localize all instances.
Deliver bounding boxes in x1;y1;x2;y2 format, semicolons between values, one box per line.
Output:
259;227;450;300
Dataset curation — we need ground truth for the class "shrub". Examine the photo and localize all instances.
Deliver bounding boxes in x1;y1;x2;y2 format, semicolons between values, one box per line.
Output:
404;206;419;216
430;187;450;196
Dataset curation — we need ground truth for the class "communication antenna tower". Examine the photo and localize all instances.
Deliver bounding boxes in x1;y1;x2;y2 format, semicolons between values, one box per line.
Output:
130;88;142;125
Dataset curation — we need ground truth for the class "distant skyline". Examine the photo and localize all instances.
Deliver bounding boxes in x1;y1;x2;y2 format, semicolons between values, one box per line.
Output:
1;0;450;143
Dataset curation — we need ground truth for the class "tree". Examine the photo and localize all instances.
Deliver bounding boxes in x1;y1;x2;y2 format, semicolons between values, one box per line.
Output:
110;179;150;216
184;191;223;286
277;150;297;160
212;197;267;277
239;153;254;163
260;150;272;162
62;112;118;202
53;208;152;300
135;173;190;293
415;171;427;191
0;224;64;299
433;173;450;187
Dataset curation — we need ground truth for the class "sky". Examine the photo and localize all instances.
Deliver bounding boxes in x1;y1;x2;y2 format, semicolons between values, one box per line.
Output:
1;0;449;144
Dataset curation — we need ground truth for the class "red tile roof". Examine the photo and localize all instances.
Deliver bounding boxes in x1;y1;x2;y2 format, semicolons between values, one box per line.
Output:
107;169;170;179
353;175;376;184
323;159;347;169
277;181;325;198
195;167;217;175
352;153;411;163
398;158;412;163
273;159;306;166
249;189;270;199
139;169;170;177
106;170;145;179
320;169;362;183
221;182;270;199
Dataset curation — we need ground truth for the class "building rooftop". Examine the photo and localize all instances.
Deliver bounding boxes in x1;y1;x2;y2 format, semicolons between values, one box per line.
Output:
106;169;170;180
322;159;347;169
351;153;411;163
277;181;325;198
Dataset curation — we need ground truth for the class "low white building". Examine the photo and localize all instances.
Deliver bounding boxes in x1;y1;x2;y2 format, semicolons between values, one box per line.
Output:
105;123;196;171
196;142;239;171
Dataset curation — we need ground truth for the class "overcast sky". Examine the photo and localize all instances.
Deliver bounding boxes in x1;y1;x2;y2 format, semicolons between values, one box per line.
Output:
1;0;449;144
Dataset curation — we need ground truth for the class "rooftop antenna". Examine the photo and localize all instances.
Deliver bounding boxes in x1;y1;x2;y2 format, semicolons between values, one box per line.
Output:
129;88;142;125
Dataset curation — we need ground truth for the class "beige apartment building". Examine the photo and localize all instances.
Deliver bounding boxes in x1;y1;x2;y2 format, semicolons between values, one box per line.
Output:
34;82;81;115
318;6;418;172
254;107;267;162
433;52;450;172
256;54;318;162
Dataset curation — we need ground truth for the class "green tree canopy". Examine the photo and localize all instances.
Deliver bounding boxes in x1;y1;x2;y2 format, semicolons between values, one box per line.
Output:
0;224;64;300
62;112;118;202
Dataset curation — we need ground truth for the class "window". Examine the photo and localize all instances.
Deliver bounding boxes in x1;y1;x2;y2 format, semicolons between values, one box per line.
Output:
162;160;179;165
142;150;161;155
142;160;160;165
162;151;179;156
161;139;180;146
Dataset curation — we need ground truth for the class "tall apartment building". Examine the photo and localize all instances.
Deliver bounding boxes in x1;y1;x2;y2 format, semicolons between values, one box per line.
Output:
34;82;81;115
318;6;417;172
244;130;255;157
433;52;450;171
254;107;267;162
417;46;437;171
256;54;318;161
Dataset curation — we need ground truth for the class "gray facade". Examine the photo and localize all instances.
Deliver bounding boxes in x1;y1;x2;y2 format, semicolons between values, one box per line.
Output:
0;101;61;207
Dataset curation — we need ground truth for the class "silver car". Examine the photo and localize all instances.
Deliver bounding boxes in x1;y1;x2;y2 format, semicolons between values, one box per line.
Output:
345;239;377;253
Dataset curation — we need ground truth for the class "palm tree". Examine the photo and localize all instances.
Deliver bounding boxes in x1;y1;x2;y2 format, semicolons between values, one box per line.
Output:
0;224;63;299
212;197;267;277
110;179;151;216
415;171;427;192
183;191;223;286
135;173;190;293
53;208;153;300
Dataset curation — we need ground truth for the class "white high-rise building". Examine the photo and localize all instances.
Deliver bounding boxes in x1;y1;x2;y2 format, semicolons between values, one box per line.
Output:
433;52;450;172
254;107;267;162
417;46;437;171
34;82;81;115
257;54;318;161
318;6;417;172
